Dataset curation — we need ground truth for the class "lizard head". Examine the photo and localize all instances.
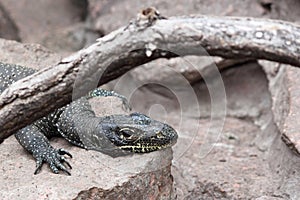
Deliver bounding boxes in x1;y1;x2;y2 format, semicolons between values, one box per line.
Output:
100;112;178;153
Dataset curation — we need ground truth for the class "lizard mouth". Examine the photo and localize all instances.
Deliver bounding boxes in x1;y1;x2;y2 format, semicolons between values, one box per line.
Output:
100;113;178;153
117;124;178;153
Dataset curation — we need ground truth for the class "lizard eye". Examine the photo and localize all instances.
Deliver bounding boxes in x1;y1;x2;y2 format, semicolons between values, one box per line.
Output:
119;128;139;141
120;129;132;138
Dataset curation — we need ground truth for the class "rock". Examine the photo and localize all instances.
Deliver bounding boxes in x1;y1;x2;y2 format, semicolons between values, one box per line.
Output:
281;67;300;154
261;60;300;199
120;60;270;120
87;0;266;35
170;63;280;199
0;0;91;53
75;163;173;200
0;136;174;199
0;38;61;70
266;0;300;22
41;23;101;54
0;1;20;41
0;40;175;199
260;61;289;132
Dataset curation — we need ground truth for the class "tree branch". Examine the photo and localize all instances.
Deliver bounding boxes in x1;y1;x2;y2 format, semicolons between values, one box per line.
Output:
1;9;300;142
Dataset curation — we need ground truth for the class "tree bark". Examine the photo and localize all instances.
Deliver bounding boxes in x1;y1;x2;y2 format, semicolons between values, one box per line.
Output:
1;9;300;142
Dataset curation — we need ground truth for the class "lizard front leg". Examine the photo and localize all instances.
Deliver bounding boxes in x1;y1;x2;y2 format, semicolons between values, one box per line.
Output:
88;88;131;111
15;125;72;175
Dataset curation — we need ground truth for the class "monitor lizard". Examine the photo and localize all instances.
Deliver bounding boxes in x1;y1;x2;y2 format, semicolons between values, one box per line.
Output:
0;62;178;175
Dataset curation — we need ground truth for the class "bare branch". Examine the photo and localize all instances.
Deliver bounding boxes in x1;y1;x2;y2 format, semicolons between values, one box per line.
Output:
1;11;300;142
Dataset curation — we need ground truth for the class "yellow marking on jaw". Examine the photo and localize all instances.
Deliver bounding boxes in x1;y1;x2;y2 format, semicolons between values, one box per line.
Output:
119;144;166;152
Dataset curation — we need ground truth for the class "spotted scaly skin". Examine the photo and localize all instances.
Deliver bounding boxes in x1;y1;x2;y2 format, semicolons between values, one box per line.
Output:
0;62;178;175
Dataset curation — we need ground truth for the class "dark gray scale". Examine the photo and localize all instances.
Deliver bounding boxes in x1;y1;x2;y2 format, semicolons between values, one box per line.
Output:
0;62;132;175
0;62;35;93
0;62;78;174
15;124;72;175
33;108;65;138
55;98;94;149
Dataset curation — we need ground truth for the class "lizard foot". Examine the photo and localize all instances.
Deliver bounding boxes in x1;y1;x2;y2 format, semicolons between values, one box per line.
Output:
33;147;72;175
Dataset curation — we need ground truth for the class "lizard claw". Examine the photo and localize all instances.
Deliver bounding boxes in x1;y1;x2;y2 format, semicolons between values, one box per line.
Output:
58;148;73;158
33;147;72;175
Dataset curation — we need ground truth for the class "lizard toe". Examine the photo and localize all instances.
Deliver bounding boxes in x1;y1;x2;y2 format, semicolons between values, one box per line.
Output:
34;158;43;175
33;147;72;175
58;148;73;158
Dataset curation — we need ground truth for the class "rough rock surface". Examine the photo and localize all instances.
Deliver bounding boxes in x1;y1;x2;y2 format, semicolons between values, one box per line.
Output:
0;1;20;41
1;131;174;199
0;39;61;70
87;0;266;35
168;62;282;199
0;0;93;53
263;61;300;199
281;67;300;153
0;0;86;43
1;132;173;200
172;117;281;199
